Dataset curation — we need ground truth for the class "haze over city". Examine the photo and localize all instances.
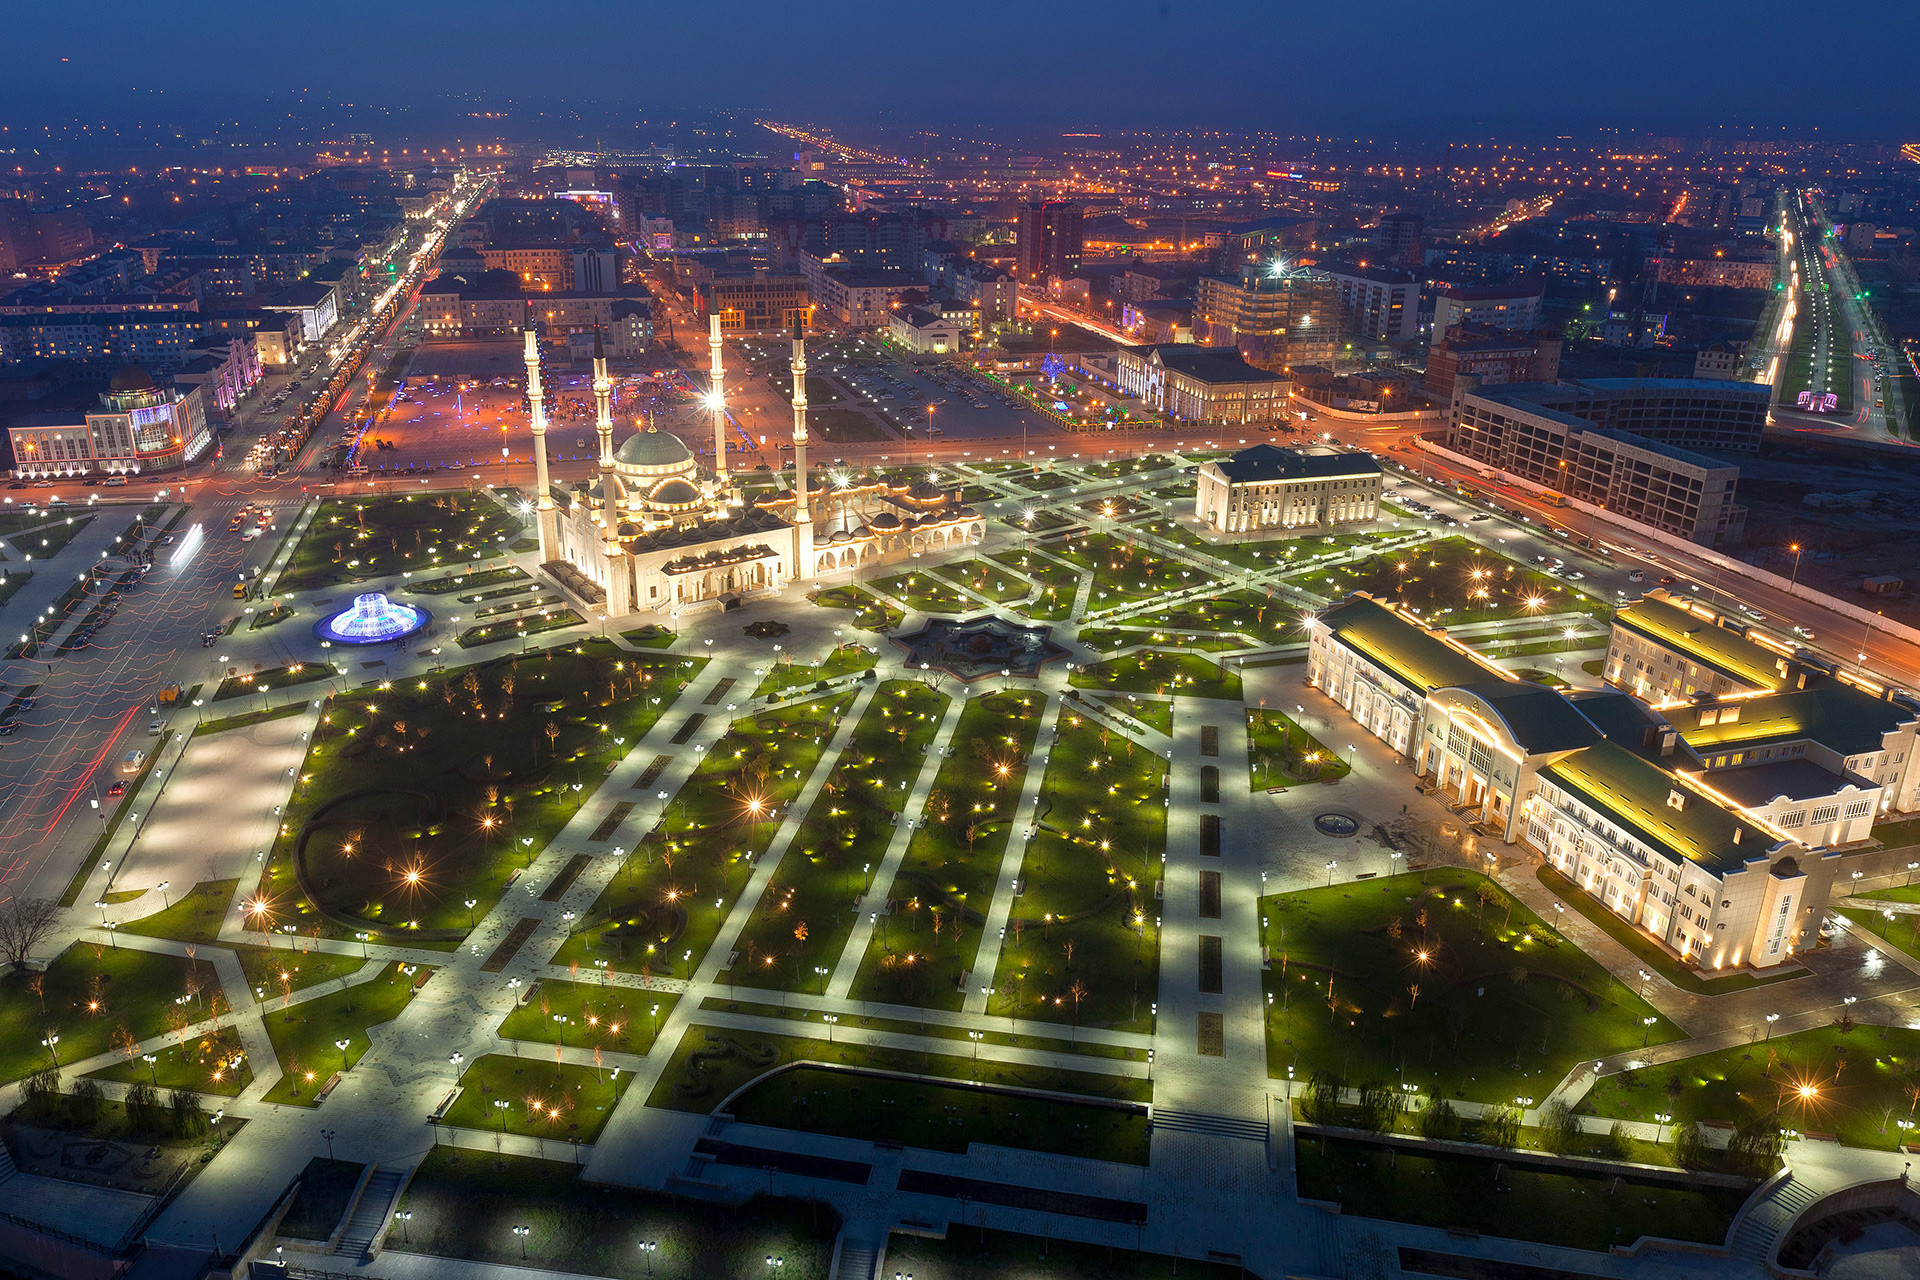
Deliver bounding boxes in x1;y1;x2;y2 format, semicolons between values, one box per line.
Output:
4;6;1920;1280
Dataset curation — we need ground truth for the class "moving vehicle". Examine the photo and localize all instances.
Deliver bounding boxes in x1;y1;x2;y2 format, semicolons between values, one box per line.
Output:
120;750;146;774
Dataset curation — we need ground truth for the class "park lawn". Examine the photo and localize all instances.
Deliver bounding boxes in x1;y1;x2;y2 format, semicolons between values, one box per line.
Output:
1051;531;1213;609
1868;819;1920;853
1260;869;1681;1106
619;624;677;650
6;513;95;559
928;557;1037;606
1000;509;1075;535
1013;468;1076;492
397;1148;835;1280
1076;454;1179;482
259;962;428;1106
1290;537;1610;627
257;645;702;940
729;682;949;996
729;1063;1149;1164
1077;627;1244;654
440;1053;630;1144
985;550;1079;621
279;492;522;592
1131;517;1378;573
458;607;582;648
809;584;904;632
885;1227;1243;1280
992;710;1163;1035
1579;1023;1920;1152
84;1022;253;1097
703;998;1144;1064
752;642;876;700
498;979;678;1056
550;696;857;978
1248;709;1350;787
235;946;369;999
212;662;340;701
1837;905;1920;961
0;943;202;1084
1127;588;1302;647
1070;651;1243;702
1297;1135;1747;1253
873;568;973;615
649;1027;1148;1114
117;879;237;945
1077;495;1148;522
1538;867;1806;995
851;690;1047;1012
1092;694;1173;736
408;564;529;595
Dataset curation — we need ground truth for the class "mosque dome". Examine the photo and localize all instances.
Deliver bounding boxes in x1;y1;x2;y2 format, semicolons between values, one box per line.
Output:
614;427;693;471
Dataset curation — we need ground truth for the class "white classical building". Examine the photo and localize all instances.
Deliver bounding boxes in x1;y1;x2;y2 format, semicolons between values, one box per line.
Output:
528;314;982;620
1195;444;1382;534
1307;592;1860;972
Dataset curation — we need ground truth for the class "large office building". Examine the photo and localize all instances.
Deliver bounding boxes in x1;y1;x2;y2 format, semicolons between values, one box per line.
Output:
1193;265;1337;373
1431;280;1544;338
1194;444;1382;533
696;273;813;333
1444;378;1770;545
1306;593;1865;972
1112;343;1290;426
1424;326;1561;399
8;366;211;479
1015;201;1083;284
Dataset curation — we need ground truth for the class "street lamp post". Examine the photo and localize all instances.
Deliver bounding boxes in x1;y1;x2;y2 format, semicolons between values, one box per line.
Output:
1764;1013;1780;1041
395;1211;411;1244
513;1224;529;1259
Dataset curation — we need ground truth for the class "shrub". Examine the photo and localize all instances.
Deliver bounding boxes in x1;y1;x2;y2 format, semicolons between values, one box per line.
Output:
1728;1123;1784;1177
1355;1081;1397;1133
1605;1121;1633;1160
168;1088;205;1138
124;1081;164;1136
1417;1096;1462;1141
68;1077;104;1127
1672;1120;1708;1169
1303;1070;1344;1125
1479;1104;1521;1148
1540;1099;1582;1154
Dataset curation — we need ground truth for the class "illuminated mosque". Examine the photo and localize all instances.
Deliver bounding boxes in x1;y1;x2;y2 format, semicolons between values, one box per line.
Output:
527;312;982;619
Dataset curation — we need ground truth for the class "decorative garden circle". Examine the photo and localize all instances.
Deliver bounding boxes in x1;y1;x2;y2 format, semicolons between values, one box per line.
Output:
1314;813;1359;837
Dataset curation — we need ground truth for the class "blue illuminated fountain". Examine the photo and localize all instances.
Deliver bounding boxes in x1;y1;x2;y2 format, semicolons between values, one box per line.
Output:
313;592;431;646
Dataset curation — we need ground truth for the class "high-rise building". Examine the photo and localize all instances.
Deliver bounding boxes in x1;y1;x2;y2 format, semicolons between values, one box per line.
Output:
1015;201;1083;284
1378;212;1423;267
1193;265;1337;373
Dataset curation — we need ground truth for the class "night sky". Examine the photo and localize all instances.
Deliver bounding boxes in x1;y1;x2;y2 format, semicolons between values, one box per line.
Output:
2;0;1917;135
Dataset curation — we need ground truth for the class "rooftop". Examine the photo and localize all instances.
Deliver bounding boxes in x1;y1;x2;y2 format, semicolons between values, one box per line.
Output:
1454;681;1601;755
1209;443;1380;485
1543;739;1780;875
1709;758;1863;809
1613;596;1787;692
1313;594;1503;695
1130;343;1286;385
1678;684;1919;758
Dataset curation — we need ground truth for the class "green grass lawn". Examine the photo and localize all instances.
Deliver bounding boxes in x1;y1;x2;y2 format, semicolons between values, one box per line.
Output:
729;1063;1149;1163
458;607;583;648
440;1053;630;1143
1289;536;1611;626
1261;869;1680;1105
1538;866;1805;995
873;568;974;615
928;557;1037;606
1298;1134;1746;1252
985;550;1078;621
1838;904;1920;961
409;565;529;595
6;513;94;559
212;662;339;701
619;624;677;650
752;642;876;699
650;1027;1147;1113
885;1227;1242;1279
852;690;1047;1011
1071;651;1242;702
991;709;1162;1035
550;696;857;978
1126;588;1303;647
1092;694;1173;736
1077;627;1244;654
1580;1023;1920;1151
0;943;201;1084
279;492;522;592
116;879;236;945
1076;454;1178;482
498;979;678;1056
85;1022;252;1097
809;584;904;632
257;645;701;940
727;682;948;996
259;962;428;1106
1248;708;1350;787
397;1148;835;1280
1051;531;1214;609
236;946;368;999
1132;517;1381;574
701;998;1144;1063
1000;508;1076;535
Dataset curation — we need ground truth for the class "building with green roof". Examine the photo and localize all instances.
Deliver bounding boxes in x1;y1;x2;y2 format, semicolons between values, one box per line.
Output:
1607;594;1790;699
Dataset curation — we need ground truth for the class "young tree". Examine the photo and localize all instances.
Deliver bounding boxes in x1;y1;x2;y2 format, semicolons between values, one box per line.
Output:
0;896;61;969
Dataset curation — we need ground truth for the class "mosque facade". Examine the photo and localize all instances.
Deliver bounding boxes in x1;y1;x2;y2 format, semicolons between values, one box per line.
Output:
525;313;983;620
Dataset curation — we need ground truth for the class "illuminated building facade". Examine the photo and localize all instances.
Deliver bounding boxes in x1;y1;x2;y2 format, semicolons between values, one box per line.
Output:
1194;265;1337;373
8;366;210;478
1195;444;1381;533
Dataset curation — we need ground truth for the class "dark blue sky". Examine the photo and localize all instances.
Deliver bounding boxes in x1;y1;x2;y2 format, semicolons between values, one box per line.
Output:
4;0;1916;136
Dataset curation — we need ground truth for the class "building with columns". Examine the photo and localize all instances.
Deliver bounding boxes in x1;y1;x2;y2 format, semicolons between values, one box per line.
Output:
529;311;982;620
